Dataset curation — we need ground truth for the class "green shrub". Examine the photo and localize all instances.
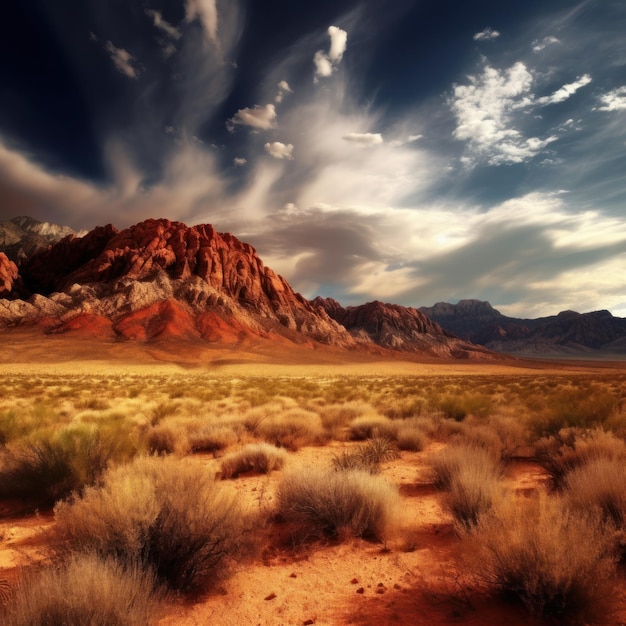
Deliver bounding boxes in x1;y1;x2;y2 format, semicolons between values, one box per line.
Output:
220;443;287;479
277;467;400;541
2;554;159;626
466;493;617;621
54;456;250;591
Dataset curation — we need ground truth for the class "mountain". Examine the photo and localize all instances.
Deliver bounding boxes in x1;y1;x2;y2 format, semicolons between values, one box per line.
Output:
0;218;491;358
312;297;491;358
420;299;626;354
0;216;87;265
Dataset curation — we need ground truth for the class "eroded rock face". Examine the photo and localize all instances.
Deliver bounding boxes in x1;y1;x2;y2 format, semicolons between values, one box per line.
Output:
313;297;492;358
0;253;19;297
2;219;354;346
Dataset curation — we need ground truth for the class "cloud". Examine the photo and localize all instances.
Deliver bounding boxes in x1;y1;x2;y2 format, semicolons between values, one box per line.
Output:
227;104;277;131
473;27;500;41
275;80;293;103
313;25;348;80
596;86;626;111
233;157;247;166
145;9;181;40
450;62;591;165
104;41;140;79
532;35;560;52
264;142;294;159
185;0;218;44
536;74;592;105
342;132;383;146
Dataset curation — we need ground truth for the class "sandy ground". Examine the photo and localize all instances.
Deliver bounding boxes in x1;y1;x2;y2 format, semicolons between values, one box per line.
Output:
3;441;626;625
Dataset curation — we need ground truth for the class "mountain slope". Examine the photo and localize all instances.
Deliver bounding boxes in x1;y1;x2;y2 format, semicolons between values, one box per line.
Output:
312;297;492;358
420;300;626;354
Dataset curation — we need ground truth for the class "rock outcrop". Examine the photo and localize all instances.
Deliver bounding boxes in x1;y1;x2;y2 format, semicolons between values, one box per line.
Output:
313;297;492;358
0;253;20;298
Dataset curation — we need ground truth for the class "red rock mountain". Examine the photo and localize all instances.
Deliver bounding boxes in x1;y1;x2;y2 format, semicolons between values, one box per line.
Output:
0;218;492;357
311;297;491;358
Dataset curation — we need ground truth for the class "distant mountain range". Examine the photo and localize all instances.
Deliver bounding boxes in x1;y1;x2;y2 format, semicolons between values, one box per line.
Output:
2;217;622;358
0;218;489;359
419;300;626;354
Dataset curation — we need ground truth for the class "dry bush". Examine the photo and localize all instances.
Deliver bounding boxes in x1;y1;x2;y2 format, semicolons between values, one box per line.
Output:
396;421;427;451
429;444;502;491
188;425;239;453
465;493;617;621
220;443;287;479
2;554;159;626
348;415;398;441
277;467;400;541
446;465;506;530
380;396;425;419
54;455;251;591
429;392;492;421
143;423;189;456
565;457;626;527
449;424;504;463
529;385;617;436
484;414;529;460
332;437;399;474
0;425;137;507
536;428;626;490
317;402;372;438
254;409;328;450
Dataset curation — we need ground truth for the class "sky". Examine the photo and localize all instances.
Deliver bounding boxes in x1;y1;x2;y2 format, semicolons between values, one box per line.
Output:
0;0;625;317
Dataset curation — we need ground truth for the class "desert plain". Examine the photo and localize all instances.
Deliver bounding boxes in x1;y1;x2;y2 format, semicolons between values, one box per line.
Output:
2;334;626;625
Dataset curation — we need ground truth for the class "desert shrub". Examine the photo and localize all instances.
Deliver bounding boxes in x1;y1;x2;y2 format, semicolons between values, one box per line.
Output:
449;424;504;463
2;554;159;626
277;467;400;541
565;457;626;527
536;428;626;490
317;402;371;437
430;392;492;421
380;396;425;419
0;425;137;507
54;455;250;591
220;443;287;479
396;422;427;451
188;425;239;453
465;493;617;621
446;464;506;530
255;409;328;450
143;423;189;456
484;414;529;460
348;415;398;441
529;385;617;436
429;444;502;491
332;437;399;473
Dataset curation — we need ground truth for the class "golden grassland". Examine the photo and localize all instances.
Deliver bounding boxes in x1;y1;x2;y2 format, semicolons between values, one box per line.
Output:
3;351;626;624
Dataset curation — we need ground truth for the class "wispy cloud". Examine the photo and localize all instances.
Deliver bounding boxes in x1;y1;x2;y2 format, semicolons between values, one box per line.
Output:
185;0;219;45
104;41;140;79
473;27;500;41
145;9;181;40
532;35;560;52
596;86;626;111
275;80;293;103
536;74;592;105
342;132;383;145
227;104;277;131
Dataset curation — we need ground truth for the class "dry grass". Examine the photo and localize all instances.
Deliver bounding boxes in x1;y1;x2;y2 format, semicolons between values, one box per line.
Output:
220;443;287;479
276;466;401;541
54;456;251;591
1;554;160;626
429;444;502;491
348;415;398;441
465;493;617;622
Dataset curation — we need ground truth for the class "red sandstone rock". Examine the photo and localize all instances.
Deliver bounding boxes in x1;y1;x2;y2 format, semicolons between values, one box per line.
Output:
0;253;19;297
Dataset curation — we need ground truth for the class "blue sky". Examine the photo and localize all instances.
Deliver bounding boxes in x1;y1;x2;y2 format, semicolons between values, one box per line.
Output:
1;0;625;317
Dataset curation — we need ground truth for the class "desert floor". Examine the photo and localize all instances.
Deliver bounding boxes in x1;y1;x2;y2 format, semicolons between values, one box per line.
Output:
2;335;626;625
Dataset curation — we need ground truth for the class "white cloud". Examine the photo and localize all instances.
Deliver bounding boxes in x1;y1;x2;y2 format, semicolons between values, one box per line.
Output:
532;35;560;52
145;9;181;40
473;27;500;41
536;74;592;105
233;157;247;166
314;25;348;80
104;41;140;79
275;80;293;103
185;0;218;44
342;132;383;146
264;142;294;160
596;86;626;111
227;104;277;131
